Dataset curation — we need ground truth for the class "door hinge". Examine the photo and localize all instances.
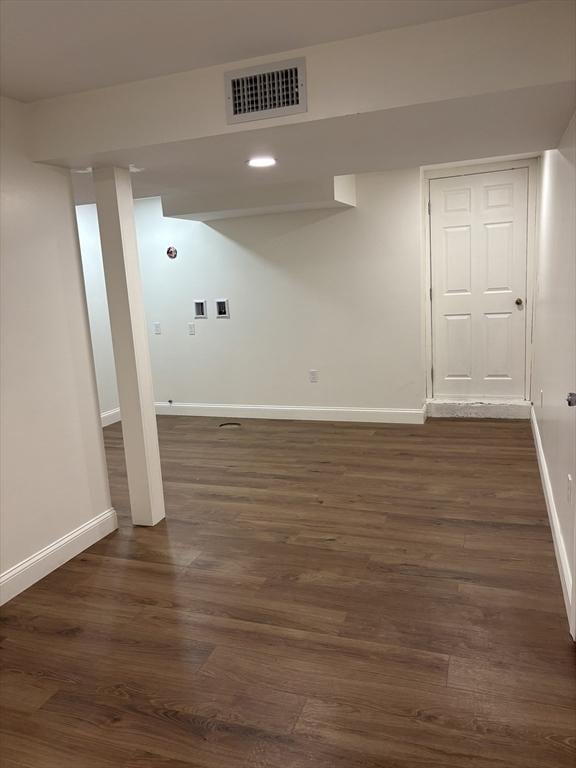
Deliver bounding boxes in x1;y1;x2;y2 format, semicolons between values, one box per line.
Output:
427;200;431;215
431;365;434;382
429;287;432;301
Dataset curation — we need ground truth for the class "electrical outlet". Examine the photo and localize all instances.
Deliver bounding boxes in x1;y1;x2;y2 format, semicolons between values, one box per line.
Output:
309;369;319;384
187;322;195;336
153;322;161;335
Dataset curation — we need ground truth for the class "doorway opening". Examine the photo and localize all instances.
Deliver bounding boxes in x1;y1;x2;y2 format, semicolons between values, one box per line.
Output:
423;158;539;416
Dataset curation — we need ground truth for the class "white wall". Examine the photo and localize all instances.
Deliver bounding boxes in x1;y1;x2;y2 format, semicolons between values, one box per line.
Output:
78;169;425;422
76;204;119;421
532;112;576;635
0;97;116;604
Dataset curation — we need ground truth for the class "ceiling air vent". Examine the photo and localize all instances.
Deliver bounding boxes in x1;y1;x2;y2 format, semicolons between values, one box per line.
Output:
225;58;307;124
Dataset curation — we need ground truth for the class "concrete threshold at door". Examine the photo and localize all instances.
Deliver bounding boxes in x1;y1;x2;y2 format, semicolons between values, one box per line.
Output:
426;399;531;419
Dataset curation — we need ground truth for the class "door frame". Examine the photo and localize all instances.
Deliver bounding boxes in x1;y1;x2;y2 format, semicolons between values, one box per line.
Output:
421;155;540;403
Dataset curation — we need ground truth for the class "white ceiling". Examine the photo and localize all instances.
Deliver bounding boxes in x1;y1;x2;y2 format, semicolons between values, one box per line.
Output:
1;0;528;102
71;82;576;207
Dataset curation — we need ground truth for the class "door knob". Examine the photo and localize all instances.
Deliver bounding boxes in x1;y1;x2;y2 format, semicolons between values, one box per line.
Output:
567;393;576;407
515;298;524;307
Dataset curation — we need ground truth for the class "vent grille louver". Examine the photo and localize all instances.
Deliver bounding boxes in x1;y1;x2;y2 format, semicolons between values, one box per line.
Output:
225;58;307;124
231;67;300;115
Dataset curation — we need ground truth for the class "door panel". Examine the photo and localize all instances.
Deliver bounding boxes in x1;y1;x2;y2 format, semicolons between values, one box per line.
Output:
430;168;528;399
444;226;471;294
445;314;472;380
484;222;513;292
483;312;513;379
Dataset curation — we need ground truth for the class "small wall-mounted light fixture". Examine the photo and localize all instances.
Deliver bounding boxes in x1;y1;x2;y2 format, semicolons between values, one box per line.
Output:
194;300;207;318
215;299;230;318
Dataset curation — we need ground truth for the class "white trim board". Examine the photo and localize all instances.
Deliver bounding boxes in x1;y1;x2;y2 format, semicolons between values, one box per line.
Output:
155;402;426;424
530;407;574;638
0;508;117;605
427;399;531;419
101;408;121;426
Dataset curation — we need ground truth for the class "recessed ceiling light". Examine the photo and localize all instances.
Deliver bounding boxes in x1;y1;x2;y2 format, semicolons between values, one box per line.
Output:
71;166;93;174
129;164;145;173
247;156;276;168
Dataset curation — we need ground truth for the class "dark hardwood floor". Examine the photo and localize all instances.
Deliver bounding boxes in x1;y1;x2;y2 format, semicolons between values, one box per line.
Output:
1;416;575;767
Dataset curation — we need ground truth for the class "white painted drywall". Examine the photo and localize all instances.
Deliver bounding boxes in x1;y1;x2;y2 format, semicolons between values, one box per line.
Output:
76;204;119;418
162;176;357;221
532;112;576;627
0;97;115;601
78;169;425;418
31;0;575;162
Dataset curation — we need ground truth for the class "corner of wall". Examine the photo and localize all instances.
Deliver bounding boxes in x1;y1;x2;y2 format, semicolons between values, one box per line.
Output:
0;508;118;606
530;407;574;637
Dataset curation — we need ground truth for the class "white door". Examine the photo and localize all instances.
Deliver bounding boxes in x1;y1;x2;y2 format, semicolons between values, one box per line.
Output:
430;168;528;399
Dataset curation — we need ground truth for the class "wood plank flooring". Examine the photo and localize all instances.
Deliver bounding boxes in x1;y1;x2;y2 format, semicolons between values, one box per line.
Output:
1;416;575;767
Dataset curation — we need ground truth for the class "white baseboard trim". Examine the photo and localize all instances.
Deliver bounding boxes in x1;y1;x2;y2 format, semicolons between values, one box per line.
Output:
530;407;574;637
0;508;117;606
427;399;531;419
155;401;426;424
101;408;121;426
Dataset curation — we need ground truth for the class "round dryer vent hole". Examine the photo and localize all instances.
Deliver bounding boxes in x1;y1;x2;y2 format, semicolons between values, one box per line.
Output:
218;422;242;430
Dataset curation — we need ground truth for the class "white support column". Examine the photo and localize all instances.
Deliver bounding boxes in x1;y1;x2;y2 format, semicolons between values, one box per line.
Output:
93;167;165;526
